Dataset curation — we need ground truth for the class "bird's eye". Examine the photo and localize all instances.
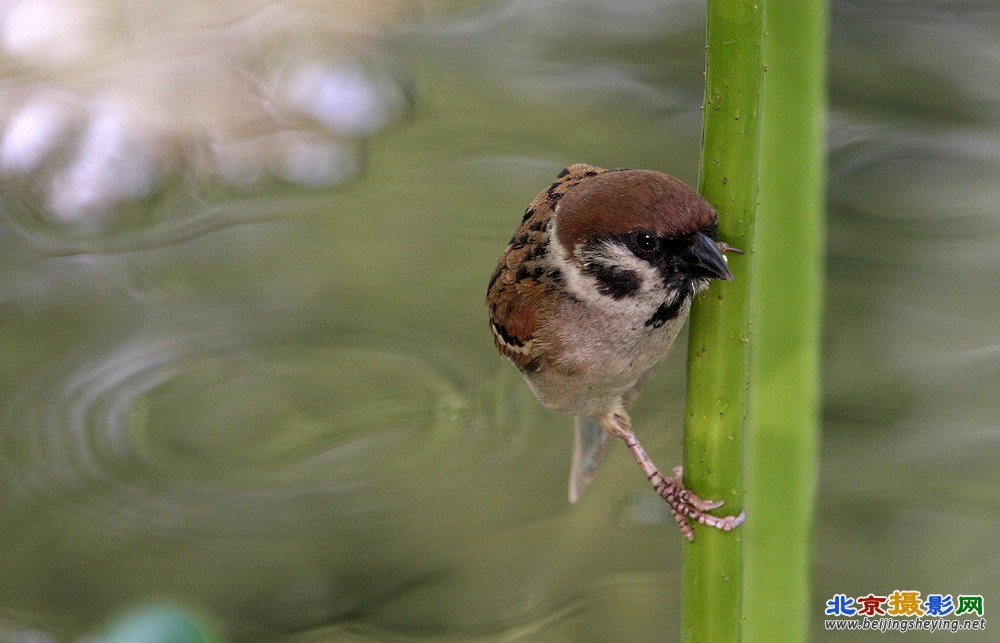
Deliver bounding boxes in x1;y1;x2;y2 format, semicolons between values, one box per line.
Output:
630;231;658;254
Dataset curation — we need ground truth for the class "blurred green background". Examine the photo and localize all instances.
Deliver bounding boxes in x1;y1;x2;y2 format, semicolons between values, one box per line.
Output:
0;0;996;640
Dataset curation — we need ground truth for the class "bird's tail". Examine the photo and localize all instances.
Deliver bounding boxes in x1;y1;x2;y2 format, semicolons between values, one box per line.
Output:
568;415;611;503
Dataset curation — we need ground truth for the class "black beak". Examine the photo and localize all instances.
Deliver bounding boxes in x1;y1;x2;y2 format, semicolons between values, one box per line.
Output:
685;231;733;281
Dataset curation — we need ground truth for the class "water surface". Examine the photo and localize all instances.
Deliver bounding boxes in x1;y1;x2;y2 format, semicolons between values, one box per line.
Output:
0;0;997;640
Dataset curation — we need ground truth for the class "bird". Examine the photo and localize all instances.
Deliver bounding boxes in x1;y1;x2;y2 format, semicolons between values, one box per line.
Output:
486;163;745;541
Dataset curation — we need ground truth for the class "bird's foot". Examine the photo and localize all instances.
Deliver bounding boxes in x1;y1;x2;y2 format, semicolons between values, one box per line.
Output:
600;412;746;542
652;466;745;542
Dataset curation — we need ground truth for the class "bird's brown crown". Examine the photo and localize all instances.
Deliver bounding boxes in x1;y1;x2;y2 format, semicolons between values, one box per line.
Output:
553;169;718;255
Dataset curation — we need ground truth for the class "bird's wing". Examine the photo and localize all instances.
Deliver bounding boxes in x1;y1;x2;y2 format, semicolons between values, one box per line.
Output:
487;277;544;372
486;163;617;372
486;197;552;372
568;415;612;503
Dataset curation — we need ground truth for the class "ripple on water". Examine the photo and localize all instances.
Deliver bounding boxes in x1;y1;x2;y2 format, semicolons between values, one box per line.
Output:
0;319;504;541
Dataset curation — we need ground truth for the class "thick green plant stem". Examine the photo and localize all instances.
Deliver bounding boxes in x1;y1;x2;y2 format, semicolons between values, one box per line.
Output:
744;0;826;640
681;0;764;640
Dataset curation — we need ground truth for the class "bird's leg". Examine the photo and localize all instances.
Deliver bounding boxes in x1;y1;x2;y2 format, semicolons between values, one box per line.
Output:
598;407;745;542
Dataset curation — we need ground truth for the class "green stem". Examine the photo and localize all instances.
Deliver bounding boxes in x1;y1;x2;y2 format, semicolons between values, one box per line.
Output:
681;0;765;640
744;0;827;640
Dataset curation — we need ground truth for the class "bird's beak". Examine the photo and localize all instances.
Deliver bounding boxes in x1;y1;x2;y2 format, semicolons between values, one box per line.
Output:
686;231;733;281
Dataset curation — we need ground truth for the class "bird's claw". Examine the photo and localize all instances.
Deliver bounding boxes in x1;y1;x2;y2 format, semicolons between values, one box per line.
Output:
656;467;746;542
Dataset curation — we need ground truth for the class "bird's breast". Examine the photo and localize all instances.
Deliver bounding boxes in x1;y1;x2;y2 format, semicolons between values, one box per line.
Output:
526;297;691;417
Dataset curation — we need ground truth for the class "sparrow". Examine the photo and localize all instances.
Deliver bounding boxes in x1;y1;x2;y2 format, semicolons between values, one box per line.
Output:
486;163;745;541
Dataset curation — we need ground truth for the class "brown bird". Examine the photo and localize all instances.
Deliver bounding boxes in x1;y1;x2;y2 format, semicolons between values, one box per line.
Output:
486;163;745;541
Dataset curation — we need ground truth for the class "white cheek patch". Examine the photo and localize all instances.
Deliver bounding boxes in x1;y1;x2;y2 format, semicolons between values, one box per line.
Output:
546;215;590;301
547;217;665;316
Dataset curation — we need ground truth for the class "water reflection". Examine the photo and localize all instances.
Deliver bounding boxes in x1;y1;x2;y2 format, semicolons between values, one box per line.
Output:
1;0;119;67
0;0;410;252
0;0;998;640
